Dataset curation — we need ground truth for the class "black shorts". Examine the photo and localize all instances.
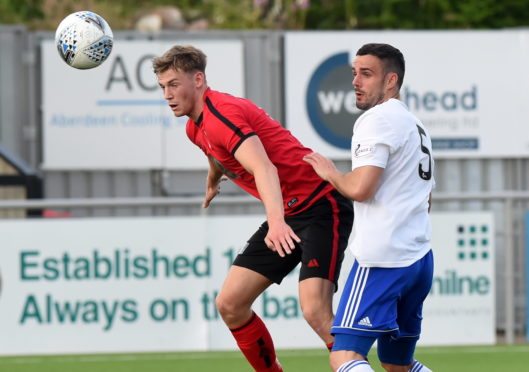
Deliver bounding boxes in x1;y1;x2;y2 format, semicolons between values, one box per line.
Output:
233;190;354;289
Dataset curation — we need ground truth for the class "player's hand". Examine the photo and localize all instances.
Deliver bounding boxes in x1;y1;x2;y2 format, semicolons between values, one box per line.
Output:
203;177;227;208
264;220;301;257
303;152;338;181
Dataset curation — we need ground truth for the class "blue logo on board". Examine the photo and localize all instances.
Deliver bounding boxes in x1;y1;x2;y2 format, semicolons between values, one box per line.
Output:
306;52;363;150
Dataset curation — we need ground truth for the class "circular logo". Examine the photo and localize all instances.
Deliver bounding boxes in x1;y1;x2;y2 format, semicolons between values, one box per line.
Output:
306;52;364;149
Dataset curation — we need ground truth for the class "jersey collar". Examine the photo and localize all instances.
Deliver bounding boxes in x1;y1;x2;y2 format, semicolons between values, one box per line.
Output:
195;112;203;127
194;87;212;127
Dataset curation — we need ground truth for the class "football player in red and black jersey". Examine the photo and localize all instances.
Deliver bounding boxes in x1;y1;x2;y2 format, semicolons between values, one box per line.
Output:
153;45;354;372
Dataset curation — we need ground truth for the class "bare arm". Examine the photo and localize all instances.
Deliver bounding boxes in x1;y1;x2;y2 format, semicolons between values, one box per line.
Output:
303;152;383;202
234;136;301;257
202;156;225;208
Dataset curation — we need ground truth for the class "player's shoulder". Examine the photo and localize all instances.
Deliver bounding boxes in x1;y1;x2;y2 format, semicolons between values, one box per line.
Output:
205;89;255;114
373;98;408;116
205;89;235;106
373;99;419;128
356;101;396;129
355;99;416;145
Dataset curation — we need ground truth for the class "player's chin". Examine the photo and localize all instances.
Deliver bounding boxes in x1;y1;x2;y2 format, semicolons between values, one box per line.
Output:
355;100;370;111
171;109;184;117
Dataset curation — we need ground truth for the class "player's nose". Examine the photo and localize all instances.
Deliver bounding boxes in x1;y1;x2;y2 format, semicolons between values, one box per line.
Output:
163;87;172;100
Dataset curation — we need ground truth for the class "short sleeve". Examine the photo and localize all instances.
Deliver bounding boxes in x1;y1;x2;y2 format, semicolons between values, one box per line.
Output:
351;110;396;169
206;100;256;155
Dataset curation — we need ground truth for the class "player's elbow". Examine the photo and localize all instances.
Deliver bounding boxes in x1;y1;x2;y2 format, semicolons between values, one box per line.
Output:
342;165;382;202
246;160;278;178
348;185;375;202
258;162;279;179
331;171;375;202
351;191;372;202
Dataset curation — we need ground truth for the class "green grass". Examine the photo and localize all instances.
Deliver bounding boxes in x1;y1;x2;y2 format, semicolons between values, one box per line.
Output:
1;345;528;372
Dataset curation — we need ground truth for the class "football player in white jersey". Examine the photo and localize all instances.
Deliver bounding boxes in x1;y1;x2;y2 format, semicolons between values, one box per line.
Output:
304;43;434;372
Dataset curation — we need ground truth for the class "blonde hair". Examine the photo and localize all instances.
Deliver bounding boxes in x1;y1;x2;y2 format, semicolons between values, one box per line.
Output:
152;45;207;75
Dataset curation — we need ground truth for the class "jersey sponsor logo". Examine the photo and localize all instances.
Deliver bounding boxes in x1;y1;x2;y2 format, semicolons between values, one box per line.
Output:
287;198;298;208
354;144;375;158
358;316;372;327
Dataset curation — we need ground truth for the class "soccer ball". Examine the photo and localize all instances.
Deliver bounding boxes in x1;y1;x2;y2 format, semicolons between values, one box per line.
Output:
55;11;113;69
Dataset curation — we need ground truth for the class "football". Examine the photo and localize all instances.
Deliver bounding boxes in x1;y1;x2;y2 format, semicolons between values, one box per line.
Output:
55;11;113;69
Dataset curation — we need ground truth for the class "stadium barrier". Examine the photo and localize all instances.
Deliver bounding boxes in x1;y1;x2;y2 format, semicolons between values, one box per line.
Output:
0;209;495;355
0;190;526;345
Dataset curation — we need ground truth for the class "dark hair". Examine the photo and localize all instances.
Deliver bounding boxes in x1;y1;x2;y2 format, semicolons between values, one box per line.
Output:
356;43;405;88
152;45;207;75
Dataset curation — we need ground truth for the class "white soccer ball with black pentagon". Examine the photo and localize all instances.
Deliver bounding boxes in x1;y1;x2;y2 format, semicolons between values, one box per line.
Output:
55;11;113;69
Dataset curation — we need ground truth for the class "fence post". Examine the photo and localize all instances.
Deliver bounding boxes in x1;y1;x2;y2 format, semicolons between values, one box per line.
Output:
504;198;515;343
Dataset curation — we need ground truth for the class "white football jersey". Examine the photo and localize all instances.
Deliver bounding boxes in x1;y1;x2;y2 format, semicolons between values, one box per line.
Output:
350;98;434;267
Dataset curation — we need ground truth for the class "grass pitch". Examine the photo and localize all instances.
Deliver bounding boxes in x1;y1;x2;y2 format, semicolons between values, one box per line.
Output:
1;344;528;372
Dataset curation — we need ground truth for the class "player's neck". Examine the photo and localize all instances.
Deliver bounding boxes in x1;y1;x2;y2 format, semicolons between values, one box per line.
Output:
189;86;208;122
381;90;400;105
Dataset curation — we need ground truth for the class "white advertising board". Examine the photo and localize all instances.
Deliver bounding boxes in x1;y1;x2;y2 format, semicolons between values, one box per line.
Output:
41;39;244;170
421;212;495;345
285;30;529;159
0;212;494;355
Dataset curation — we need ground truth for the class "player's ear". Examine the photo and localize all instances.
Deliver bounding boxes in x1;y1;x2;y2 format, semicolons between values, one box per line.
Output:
385;72;398;90
194;71;205;88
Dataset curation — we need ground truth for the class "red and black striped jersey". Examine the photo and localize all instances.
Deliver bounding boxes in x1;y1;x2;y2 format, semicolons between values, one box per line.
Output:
186;88;333;216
